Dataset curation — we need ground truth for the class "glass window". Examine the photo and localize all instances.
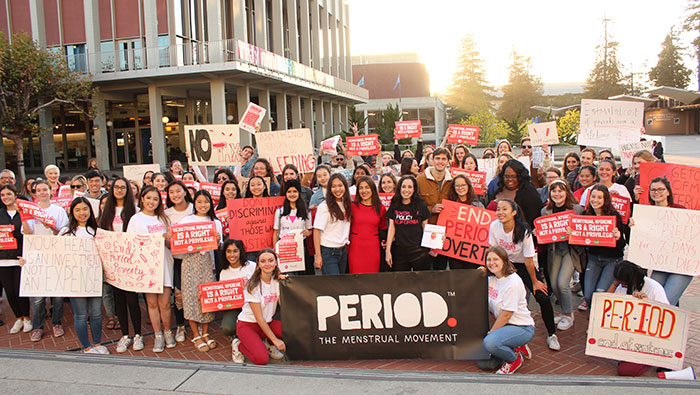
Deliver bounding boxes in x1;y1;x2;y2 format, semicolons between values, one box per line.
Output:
65;44;87;73
100;41;115;72
158;35;170;67
418;107;435;128
402;108;418;122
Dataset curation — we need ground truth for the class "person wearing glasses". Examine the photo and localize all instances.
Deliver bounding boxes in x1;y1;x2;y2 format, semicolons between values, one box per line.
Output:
517;137;547;188
84;170;107;200
0;169;16;187
70;175;88;197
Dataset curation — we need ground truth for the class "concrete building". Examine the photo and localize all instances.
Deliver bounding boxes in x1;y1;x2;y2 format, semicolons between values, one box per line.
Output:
0;0;367;173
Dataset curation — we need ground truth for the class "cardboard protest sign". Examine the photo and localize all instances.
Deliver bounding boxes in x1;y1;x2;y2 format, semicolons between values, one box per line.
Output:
450;168;487;195
527;121;559;146
50;197;72;213
170;221;218;255
379;193;393;211
17;200;56;227
20;235;102;297
533;211;573;244
275;230;305;273
239;102;266;134
477;158;498;186
569;215;616;247
447;124;479;145
611;195;631;224
184;124;242;166
58;185;71;198
321;135;341;156
123;164;161;187
199;279;246;313
639;162;700;210
436;200;497;264
346;134;381;156
215;207;230;236
628;205;700;276
578;99;643;147
0;225;17;250
421;224;446;249
255;128;316;174
619;141;654;169
394;120;422;139
228;197;285;252
94;229;165;293
586;293;689;370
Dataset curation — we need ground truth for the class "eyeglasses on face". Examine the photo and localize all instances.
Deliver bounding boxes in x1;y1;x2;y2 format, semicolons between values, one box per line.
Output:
521;145;532;149
113;185;127;191
650;188;667;193
70;184;84;189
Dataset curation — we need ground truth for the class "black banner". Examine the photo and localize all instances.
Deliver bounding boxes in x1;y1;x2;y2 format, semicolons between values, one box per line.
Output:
280;270;489;361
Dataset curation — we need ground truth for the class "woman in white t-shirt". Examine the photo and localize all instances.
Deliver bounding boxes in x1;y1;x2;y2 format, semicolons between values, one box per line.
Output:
127;185;174;353
489;199;558;351
233;249;285;365
273;179;312;274
313;174;352;274
477;246;535;375
579;159;631;206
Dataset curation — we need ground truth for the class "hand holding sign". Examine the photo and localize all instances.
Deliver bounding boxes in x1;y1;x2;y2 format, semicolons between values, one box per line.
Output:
240;103;267;134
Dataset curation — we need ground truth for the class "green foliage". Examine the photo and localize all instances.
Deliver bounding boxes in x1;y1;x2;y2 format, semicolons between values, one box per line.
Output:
583;21;625;99
347;105;367;131
556;109;580;145
460;109;509;145
502;109;530;145
683;0;700;89
373;103;403;145
445;35;494;121
648;31;692;89
498;51;544;121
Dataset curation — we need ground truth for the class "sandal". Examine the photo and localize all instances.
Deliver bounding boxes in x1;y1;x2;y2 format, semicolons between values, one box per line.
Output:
203;333;217;350
114;319;120;330
192;336;209;352
105;317;116;330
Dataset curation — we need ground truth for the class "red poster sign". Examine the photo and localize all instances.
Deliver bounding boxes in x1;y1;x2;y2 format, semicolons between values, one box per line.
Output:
639;162;700;210
170;221;218;255
215;207;229;235
58;185;72;198
436;200;497;265
569;215;616;247
394;120;422;139
447;124;479;145
198;278;246;313
16;200;56;227
450;168;487;195
0;225;17;250
228;196;285;252
611;195;631;224
533;211;573;244
50;197;72;213
379;193;393;211
160;191;168;207
346;134;381;156
200;182;222;206
184;180;200;191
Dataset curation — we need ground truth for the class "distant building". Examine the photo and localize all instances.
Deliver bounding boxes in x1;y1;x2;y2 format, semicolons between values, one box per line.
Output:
641;87;700;135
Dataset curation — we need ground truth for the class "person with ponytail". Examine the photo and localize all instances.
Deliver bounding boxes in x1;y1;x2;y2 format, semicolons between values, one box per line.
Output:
313;173;352;274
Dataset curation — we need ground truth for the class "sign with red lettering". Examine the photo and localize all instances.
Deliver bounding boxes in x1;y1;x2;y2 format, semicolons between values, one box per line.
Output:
533;211;573;244
450;169;487;195
619;141;653;169
611;195;631;224
275;230;304;273
639;162;700;210
0;225;17;250
184;180;200;191
569;215;616;247
160;191;168;207
185;125;242;166
379;193;393;211
346;135;381;156
198;279;246;313
394;120;422;139
17;200;56;228
321;135;341;156
436;200;497;264
58;185;71;198
228;196;285;252
50;197;72;213
447;124;479;145
527;121;559;146
215;207;229;235
586;293;689;370
239;102;266;134
256;128;317;174
170;221;218;255
199;182;221;206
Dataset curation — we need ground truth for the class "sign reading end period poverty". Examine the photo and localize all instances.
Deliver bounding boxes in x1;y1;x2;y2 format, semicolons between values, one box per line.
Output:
447;124;479;145
185;124;242;166
198;278;246;313
569;215;616;247
534;211;573;244
450;168;487;195
346;134;381;156
170;221;218;255
240;102;266;134
256;128;316;174
228;196;285;252
17;200;56;227
20;235;102;297
394;120;422;139
275;230;305;273
527;121;559;146
436;200;497;265
280;271;489;361
586;293;689;370
639;162;700;210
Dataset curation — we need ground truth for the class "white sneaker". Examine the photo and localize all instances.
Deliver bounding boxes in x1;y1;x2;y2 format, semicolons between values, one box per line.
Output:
175;326;186;343
116;336;131;353
22;318;33;333
153;333;165;353
164;330;177;348
231;338;244;364
10;319;23;334
547;334;561;351
553;314;564;325
578;300;588;311
84;347;102;354
133;334;145;351
94;345;110;354
264;339;284;360
557;315;574;331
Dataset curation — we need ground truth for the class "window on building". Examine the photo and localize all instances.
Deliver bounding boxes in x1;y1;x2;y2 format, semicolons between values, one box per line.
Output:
158;35;170;67
118;39;144;71
100;41;115;72
65;44;87;73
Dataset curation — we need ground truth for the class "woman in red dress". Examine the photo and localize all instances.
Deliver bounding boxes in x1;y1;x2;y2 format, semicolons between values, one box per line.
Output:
348;176;387;273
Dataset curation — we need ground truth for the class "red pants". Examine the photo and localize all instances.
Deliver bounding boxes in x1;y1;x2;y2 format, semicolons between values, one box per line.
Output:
236;320;282;365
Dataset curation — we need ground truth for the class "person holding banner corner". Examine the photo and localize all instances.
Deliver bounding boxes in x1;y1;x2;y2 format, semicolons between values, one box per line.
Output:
313;174;352;274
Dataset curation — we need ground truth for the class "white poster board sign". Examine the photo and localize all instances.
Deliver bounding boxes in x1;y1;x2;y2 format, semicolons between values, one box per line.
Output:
275;230;305;273
123;164;161;187
578;99;643;147
240;103;266;134
618;141;654;169
184;124;242;166
255;128;316;174
527;121;559;146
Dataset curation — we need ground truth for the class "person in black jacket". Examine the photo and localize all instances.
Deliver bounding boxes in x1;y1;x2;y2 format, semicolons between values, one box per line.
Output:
493;159;543;228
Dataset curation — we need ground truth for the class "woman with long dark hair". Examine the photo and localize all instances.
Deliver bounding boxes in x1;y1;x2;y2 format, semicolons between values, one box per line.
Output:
309;165;332;209
273;179;312;274
279;164;313;204
243;175;270;198
400;157;420;177
313;173;352;274
385;176;431;271
252;158;280;196
491;160;542;227
216;179;241;210
348;176;387;273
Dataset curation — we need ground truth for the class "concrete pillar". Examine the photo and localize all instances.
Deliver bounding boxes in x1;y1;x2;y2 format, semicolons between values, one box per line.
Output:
271;0;284;55
323;101;331;137
29;0;46;46
333;103;341;135
344;4;352;82
39;107;56;168
83;0;101;74
143;0;159;69
210;79;227;124
259;89;271;132
93;93;110;170
206;0;224;63
337;5;346;80
330;7;338;77
237;85;252;146
290;95;302;128
315;99;324;144
286;0;299;61
340;104;347;133
310;1;320;69
320;6;329;73
276;92;287;130
302;98;314;140
364;109;369;134
148;86;167;165
232;0;248;42
254;0;268;49
299;0;311;66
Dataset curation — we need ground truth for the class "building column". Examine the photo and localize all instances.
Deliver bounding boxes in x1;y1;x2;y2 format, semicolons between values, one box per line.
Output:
302;98;314;140
259;89;271;131
323;101;331;138
340;104;348;133
148;86;167;166
310;1;320;69
254;0;268;49
298;0;311;65
330;8;338;77
143;0;159;69
344;4;352;82
271;0;284;55
276;92;287;130
39;107;55;168
286;0;299;61
210;79;227;124
337;5;346;80
29;0;46;46
206;0;224;63
93;93;110;170
232;0;248;42
290;95;302;128
364;109;369;134
320;5;329;73
237;85;252;146
82;0;101;74
333;103;341;135
314;99;324;144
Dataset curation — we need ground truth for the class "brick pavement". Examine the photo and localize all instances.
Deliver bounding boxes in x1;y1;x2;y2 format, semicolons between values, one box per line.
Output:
1;277;698;377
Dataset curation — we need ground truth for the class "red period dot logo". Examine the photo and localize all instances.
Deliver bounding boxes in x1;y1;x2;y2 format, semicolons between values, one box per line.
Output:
588;338;596;344
675;352;683;358
447;318;457;327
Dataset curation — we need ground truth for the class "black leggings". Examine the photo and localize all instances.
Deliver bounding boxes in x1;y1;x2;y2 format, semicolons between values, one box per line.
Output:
0;266;30;318
513;262;556;336
113;287;141;336
172;258;185;326
392;246;431;272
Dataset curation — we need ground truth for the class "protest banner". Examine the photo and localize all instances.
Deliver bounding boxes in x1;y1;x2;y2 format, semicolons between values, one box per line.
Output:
170;221;218;255
255;128;316;174
198;278;246;313
569;215;616;247
51;197;72;213
275;230;305;273
477;158;498;186
436;200;497;264
184;124;242;166
586;293;689;370
0;225;17;250
346;134;381;156
379;193;393;211
58;185;71;198
199;182;222;205
281;270;489;361
619;141;654;169
94;229;165;293
123;164;161;186
17;200;56;227
394;120;422;139
628;205;700;276
527;121;559;146
184;180;200;191
239;102;266;134
611;195;631;224
447;124;479;145
639;162;700;210
215;207;230;236
20;235;102;297
228;196;285;252
321;135;341;156
450;168;487;195
533;211;573;244
578;99;643;147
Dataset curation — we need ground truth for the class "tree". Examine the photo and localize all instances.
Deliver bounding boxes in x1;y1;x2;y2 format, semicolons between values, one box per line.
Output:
445;35;494;123
460;109;509;144
0;33;94;183
373;103;403;146
502;110;530;145
347;105;367;132
684;0;700;90
648;31;692;89
584;18;625;99
556;109;580;145
498;51;543;121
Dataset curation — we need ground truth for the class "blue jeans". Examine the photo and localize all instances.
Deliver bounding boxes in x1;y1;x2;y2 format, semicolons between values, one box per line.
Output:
584;254;621;306
483;325;535;363
32;297;65;329
320;246;347;275
650;271;693;306
102;282;116;317
71;297;103;349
